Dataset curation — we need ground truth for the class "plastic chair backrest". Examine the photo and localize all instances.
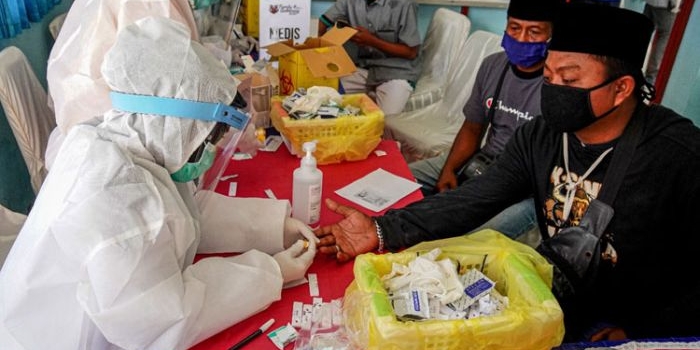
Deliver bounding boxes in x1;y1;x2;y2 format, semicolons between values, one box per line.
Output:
0;46;56;194
438;30;503;126
49;12;67;40
0;203;26;270
403;8;471;113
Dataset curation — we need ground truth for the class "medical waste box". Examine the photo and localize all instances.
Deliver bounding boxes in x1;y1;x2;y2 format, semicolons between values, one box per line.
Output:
266;26;357;95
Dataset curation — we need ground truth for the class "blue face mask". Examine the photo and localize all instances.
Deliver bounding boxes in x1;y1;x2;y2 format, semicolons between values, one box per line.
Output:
501;32;549;68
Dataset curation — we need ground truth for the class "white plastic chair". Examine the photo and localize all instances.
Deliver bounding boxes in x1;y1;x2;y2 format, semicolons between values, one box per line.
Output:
0;204;26;270
385;10;502;163
400;8;471;114
0;46;56;194
49;12;67;40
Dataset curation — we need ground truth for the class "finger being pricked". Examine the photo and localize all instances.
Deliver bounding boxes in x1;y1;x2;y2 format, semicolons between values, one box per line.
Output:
313;227;336;250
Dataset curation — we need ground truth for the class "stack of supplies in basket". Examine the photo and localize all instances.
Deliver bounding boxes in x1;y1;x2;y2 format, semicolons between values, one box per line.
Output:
281;86;362;120
382;248;508;322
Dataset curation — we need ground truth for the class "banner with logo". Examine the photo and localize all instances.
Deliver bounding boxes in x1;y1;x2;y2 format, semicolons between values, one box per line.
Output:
258;0;311;60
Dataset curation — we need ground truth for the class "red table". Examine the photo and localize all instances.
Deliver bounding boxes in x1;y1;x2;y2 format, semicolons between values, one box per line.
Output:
190;139;422;350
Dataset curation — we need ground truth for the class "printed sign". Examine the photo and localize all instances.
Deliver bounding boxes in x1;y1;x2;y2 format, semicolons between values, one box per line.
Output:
258;0;311;60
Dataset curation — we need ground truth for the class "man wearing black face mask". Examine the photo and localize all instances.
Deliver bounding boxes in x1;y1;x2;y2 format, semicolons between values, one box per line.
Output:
409;0;556;241
313;3;700;343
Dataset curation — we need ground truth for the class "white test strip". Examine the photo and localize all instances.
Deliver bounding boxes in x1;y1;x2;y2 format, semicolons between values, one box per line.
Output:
311;297;323;324
291;301;303;328
308;273;319;297
320;303;333;329
228;182;238;197
264;188;277;199
331;299;343;326
220;174;238;181
301;304;313;330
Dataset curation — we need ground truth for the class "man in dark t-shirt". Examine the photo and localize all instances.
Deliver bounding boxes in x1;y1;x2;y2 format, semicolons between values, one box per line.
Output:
315;4;700;342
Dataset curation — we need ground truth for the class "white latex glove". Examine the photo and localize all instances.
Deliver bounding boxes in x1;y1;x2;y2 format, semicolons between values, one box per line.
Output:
273;240;316;284
236;122;262;156
231;48;245;67
284;217;320;249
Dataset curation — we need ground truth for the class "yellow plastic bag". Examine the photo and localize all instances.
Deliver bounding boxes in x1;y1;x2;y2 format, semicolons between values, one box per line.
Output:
344;229;564;350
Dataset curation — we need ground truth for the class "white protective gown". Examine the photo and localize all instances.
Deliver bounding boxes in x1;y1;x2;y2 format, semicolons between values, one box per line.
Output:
45;0;200;169
1;17;289;350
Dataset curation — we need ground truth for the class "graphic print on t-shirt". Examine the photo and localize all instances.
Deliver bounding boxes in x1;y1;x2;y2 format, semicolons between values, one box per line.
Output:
485;97;536;123
544;165;603;237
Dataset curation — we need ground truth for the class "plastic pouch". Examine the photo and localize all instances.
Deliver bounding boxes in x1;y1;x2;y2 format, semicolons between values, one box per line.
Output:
295;298;356;350
536;199;614;299
343;230;564;350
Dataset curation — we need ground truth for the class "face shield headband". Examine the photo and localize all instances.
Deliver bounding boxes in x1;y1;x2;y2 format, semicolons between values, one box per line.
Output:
109;91;250;189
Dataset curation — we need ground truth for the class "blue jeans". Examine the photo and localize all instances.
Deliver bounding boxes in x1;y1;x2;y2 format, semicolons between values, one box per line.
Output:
472;197;537;240
409;153;451;196
410;154;537;240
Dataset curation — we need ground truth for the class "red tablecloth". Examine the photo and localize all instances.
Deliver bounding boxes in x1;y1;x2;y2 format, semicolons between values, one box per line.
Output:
190;139;422;350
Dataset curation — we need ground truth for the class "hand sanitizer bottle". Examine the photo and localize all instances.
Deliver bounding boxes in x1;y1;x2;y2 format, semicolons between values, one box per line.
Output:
293;141;323;226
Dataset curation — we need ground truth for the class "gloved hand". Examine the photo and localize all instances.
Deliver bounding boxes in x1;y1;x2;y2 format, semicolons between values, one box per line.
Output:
273;240;316;284
284;217;320;249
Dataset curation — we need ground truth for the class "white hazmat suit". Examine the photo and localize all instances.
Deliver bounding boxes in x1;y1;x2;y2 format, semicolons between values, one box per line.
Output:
47;0;199;136
0;17;315;350
45;0;260;169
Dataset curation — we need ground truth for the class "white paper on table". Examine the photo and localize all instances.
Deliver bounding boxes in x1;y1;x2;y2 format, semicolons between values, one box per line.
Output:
335;168;421;212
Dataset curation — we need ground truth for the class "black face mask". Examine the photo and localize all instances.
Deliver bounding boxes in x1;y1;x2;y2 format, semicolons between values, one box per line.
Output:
541;76;620;133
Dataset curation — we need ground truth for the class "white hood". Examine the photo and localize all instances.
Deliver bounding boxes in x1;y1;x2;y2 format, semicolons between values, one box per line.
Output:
47;0;199;136
100;16;239;173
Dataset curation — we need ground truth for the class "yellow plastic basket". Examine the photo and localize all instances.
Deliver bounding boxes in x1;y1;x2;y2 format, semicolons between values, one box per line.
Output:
344;230;565;350
270;93;385;164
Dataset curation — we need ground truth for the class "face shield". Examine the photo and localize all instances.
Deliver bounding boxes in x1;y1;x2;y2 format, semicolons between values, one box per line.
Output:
110;91;250;190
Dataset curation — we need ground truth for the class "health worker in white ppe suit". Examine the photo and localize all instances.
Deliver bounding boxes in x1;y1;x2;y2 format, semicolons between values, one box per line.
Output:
0;16;316;350
45;0;200;169
45;0;257;170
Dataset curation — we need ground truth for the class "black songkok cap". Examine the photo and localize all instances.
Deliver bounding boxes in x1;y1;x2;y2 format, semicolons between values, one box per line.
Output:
507;0;559;22
549;4;654;69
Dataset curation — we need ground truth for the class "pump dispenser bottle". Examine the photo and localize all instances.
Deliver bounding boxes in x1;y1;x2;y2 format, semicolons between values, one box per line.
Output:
292;141;323;226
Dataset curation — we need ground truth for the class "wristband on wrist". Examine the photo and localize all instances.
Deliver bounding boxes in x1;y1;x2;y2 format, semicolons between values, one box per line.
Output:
373;219;384;253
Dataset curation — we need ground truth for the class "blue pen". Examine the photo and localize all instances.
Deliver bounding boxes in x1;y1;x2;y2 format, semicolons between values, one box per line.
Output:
229;318;275;350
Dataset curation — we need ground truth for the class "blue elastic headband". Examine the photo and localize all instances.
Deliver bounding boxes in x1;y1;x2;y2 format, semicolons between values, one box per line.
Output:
109;91;249;130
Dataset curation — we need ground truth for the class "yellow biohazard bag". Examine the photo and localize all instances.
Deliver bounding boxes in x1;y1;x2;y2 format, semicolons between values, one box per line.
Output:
344;230;565;350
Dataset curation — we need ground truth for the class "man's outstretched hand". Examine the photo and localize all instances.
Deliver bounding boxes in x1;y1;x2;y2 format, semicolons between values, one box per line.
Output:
313;198;379;263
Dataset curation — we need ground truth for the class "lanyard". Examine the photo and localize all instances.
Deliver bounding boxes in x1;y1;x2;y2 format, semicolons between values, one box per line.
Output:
560;133;614;223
